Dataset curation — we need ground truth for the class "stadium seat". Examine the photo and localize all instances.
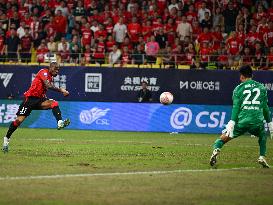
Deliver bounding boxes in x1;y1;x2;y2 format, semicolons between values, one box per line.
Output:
177;65;190;69
139;64;152;68
152;64;161;69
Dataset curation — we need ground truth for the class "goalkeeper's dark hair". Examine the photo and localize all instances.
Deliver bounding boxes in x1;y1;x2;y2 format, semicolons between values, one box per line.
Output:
239;65;253;78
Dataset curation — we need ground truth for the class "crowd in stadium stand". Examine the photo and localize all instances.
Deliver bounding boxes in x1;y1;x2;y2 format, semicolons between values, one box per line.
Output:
0;0;272;69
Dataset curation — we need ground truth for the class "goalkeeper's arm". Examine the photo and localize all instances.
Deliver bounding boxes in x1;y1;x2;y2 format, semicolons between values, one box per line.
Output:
223;93;240;137
262;92;273;138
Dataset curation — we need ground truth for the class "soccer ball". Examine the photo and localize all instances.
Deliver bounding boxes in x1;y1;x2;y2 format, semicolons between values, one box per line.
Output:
160;92;173;105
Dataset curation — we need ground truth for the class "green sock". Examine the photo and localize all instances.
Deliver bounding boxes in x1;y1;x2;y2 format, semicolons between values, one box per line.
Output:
258;137;267;156
213;139;225;150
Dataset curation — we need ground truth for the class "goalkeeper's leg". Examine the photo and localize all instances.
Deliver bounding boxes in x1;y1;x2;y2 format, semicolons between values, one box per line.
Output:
255;127;270;168
210;134;232;166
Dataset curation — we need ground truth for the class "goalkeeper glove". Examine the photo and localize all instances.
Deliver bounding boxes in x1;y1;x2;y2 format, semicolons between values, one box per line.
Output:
268;122;273;139
222;120;235;138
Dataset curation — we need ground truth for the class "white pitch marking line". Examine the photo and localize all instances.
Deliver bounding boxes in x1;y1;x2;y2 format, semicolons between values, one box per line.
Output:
0;167;256;181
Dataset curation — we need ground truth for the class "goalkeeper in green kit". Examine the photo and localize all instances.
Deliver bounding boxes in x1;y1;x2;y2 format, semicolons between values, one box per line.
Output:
210;65;273;168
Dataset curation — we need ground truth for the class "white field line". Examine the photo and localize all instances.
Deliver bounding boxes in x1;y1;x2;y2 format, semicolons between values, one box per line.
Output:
21;139;259;148
0;167;256;181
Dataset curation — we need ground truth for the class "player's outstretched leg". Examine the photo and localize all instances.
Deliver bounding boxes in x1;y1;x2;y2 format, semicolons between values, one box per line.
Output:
210;134;232;166
41;100;70;130
3;117;25;153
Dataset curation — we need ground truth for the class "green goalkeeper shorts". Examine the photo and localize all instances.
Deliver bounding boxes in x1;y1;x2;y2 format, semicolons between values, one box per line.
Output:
233;123;266;139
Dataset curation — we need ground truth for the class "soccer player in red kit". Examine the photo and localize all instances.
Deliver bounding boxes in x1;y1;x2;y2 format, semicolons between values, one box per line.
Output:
3;62;70;153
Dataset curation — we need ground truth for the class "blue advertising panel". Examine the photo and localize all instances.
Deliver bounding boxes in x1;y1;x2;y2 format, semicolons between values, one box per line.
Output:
0;100;272;133
0;65;273;105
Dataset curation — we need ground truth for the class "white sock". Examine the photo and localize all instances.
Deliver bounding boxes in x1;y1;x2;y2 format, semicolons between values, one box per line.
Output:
3;137;9;145
259;156;265;160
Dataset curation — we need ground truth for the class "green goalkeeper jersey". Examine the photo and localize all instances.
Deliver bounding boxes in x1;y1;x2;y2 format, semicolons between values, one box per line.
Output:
231;79;271;125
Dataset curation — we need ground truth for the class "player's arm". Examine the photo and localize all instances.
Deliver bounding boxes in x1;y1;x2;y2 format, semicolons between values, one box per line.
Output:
223;90;240;137
230;91;241;122
262;89;273;138
43;79;69;96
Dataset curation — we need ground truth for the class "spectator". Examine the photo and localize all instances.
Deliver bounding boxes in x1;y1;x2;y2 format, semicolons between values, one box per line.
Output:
70;44;80;64
81;22;93;47
0;30;5;62
55;1;69;17
44;16;56;41
121;46;131;66
176;16;192;41
196;27;213;49
105;35;116;52
20;26;32;62
94;24;107;40
164;18;175;46
200;12;212;29
168;0;179;12
58;43;70;63
132;44;145;65
199;41;212;69
241;47;252;66
162;46;175;68
145;35;160;64
155;28;167;49
127;16;141;47
17;21;26;39
185;4;197;24
223;2;238;33
266;46;273;69
5;27;20;62
54;10;67;40
92;36;105;64
69;35;81;53
113;17;127;45
109;44;121;65
138;81;152;103
73;1;86;22
58;37;69;52
198;2;211;23
47;36;57;53
263;21;273;50
226;32;243;67
252;42;265;69
36;41;49;63
213;7;224;28
91;20;99;33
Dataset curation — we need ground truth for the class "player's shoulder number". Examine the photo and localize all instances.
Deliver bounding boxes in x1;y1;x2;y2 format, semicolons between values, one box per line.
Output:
242;88;260;105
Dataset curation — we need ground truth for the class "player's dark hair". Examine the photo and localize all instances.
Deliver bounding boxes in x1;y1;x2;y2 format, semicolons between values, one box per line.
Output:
239;65;253;78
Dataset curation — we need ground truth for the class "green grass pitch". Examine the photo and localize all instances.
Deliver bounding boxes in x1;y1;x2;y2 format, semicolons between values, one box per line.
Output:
0;127;272;205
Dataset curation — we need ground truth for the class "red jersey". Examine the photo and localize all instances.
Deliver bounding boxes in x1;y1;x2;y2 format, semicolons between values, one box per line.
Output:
185;11;197;24
197;33;213;48
142;25;153;41
20;35;32;51
267;54;273;63
246;32;261;48
199;47;211;62
106;40;115;52
24;69;52;98
94;30;107;39
81;28;92;46
227;37;241;55
263;29;273;47
127;23;141;42
54;15;67;33
212;32;223;50
257;24;269;40
0;36;5;51
268;8;273;21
